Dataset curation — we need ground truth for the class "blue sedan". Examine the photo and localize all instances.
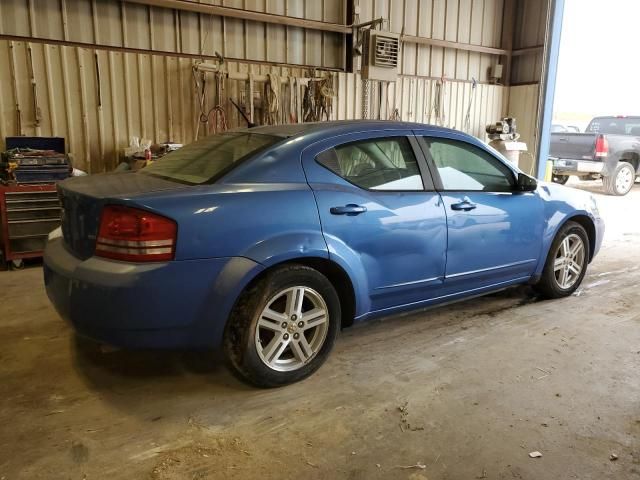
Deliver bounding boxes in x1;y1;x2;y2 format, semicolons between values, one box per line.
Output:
44;121;604;387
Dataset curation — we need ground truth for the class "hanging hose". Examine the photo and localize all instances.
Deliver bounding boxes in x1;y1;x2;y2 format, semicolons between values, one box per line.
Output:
289;77;298;123
193;67;229;136
303;75;335;122
318;76;334;121
463;77;477;133
208;71;228;133
263;73;280;125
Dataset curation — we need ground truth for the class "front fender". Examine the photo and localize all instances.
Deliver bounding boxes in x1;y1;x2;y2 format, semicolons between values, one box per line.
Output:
533;182;602;276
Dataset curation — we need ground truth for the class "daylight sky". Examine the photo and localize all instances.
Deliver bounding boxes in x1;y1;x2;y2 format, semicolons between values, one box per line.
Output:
554;0;639;118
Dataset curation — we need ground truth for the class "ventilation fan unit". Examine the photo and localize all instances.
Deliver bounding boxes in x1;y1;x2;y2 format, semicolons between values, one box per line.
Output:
361;30;400;82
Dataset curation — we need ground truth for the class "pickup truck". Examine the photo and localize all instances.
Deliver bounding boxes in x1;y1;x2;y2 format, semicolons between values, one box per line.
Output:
550;115;640;195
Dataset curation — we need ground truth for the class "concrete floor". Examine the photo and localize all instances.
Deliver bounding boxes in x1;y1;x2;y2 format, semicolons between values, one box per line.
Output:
1;180;639;480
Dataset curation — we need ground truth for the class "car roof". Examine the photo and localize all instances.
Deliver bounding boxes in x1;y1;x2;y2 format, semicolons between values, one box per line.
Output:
237;120;460;138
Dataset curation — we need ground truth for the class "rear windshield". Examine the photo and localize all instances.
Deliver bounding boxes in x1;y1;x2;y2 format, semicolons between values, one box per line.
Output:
586;117;640;136
140;133;280;184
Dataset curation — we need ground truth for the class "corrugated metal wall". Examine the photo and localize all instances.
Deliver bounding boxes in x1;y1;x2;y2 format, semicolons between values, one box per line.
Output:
0;0;513;173
511;0;548;85
506;84;540;174
356;0;505;82
0;0;345;69
504;0;550;167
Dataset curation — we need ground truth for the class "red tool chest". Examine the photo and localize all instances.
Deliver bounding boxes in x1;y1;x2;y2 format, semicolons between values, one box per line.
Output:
0;183;60;269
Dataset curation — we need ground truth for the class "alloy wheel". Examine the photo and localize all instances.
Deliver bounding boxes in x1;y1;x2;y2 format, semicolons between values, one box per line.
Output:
553;233;586;289
255;286;329;372
616;166;634;194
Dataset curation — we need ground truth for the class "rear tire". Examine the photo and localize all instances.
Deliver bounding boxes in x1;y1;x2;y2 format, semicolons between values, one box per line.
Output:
603;162;635;195
223;265;340;388
535;221;590;299
552;174;569;185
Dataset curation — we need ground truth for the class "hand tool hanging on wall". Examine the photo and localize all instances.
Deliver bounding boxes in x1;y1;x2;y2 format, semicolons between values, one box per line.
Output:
26;46;42;128
193;68;208;139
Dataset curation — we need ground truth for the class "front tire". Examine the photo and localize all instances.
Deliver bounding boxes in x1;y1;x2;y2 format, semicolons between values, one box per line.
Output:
603;161;635;195
224;265;341;388
535;221;590;299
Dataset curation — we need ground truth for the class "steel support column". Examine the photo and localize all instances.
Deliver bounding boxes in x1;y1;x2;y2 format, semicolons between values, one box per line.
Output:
535;0;565;179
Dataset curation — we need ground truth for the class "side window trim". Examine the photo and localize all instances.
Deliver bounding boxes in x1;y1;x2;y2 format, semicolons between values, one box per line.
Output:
416;134;517;193
407;135;436;192
314;135;435;193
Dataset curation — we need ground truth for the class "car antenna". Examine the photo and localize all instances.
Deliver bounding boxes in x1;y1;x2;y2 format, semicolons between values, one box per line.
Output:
229;98;257;128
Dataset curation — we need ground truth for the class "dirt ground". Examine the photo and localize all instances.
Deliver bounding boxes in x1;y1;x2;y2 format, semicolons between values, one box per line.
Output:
1;179;639;480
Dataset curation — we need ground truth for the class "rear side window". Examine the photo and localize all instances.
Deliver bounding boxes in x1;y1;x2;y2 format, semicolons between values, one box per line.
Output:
586;117;640;135
316;137;424;191
141;133;280;184
424;138;514;192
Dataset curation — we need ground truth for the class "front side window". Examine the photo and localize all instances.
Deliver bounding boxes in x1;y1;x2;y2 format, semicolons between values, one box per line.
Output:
424;138;514;192
316;137;424;191
141;133;280;184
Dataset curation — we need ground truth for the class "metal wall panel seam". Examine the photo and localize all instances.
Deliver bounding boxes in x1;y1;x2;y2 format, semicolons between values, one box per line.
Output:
0;44;6;142
76;47;91;172
164;56;174;141
151;54;160;143
26;0;35;37
43;45;57;135
95;52;106;173
108;51;120;171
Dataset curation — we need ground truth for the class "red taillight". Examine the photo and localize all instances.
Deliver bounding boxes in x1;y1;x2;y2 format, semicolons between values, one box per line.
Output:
595;135;608;158
95;205;177;262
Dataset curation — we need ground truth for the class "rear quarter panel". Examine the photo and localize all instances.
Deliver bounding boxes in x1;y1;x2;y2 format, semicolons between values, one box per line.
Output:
123;183;328;264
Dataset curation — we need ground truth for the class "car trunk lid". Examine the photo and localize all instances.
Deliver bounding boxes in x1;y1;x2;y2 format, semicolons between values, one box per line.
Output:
549;132;599;161
58;172;187;259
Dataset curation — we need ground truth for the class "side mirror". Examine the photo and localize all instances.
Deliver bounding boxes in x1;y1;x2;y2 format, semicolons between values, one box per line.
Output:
515;173;537;192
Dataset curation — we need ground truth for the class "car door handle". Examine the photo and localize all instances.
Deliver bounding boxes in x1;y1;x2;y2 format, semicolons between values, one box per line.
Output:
330;204;367;216
451;200;477;211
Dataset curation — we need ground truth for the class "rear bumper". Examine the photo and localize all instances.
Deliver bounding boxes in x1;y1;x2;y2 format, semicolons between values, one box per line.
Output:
43;236;263;349
552;158;604;175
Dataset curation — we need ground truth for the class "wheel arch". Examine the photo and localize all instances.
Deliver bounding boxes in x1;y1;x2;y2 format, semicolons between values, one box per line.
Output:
235;256;358;329
560;214;596;262
618;151;640;172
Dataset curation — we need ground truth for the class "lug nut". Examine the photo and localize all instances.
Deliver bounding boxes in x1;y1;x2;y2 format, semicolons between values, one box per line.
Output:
291;314;297;321
283;333;289;340
293;333;299;339
298;321;304;328
281;322;287;328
